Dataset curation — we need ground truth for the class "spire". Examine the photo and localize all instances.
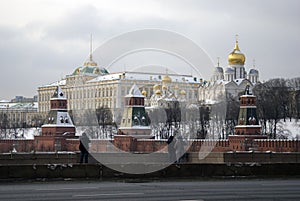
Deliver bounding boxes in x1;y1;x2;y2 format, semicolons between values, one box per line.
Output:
217;57;220;67
253;59;256;69
89;34;93;61
234;34;240;51
83;34;97;67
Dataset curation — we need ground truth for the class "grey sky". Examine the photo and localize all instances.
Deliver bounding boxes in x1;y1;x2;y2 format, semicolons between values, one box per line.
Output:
0;0;299;100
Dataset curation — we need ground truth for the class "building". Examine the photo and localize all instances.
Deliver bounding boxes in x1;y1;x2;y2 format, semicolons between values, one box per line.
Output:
38;52;200;123
199;37;260;103
0;100;39;133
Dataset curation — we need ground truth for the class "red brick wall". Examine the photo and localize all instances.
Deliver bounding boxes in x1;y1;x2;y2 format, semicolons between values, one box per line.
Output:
1;136;300;153
254;139;300;152
0;139;34;153
42;126;75;136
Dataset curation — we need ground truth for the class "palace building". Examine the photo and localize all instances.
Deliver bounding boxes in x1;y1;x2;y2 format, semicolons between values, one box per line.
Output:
38;49;200;123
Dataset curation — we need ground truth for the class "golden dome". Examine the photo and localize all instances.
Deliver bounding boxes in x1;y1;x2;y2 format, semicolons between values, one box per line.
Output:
174;84;179;90
155;90;162;95
162;75;172;84
228;40;246;65
162;85;167;90
180;90;186;96
141;90;147;96
153;84;160;90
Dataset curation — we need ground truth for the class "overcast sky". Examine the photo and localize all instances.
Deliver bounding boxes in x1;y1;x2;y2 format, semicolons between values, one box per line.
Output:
0;0;299;100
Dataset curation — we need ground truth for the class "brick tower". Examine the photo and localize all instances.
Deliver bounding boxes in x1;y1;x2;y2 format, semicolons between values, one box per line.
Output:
118;84;151;139
37;86;76;151
235;85;261;135
229;85;266;151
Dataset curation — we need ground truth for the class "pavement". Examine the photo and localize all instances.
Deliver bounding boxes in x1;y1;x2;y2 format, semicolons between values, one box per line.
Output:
0;178;300;200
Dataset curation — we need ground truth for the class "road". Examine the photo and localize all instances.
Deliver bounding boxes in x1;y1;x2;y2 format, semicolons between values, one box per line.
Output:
0;179;300;200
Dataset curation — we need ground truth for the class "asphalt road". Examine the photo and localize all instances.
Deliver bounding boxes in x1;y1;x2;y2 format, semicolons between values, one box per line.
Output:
0;179;300;201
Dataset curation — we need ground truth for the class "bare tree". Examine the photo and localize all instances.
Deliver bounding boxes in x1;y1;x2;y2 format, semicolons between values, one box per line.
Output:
96;106;113;139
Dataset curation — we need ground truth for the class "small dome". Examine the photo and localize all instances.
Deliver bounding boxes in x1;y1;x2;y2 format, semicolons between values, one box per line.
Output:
153;84;160;90
224;67;234;74
84;60;97;67
214;67;224;74
141;90;147;96
228;40;246;65
155;90;162;95
180;90;186;96
162;85;167;90
249;69;259;75
174;84;179;90
72;67;82;75
162;75;172;83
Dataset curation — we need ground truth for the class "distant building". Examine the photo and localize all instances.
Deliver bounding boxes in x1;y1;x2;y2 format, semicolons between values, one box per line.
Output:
11;95;38;103
199;37;260;103
0;100;39;130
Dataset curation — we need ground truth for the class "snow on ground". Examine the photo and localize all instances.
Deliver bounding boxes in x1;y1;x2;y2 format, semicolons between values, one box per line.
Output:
277;119;300;139
23;128;40;139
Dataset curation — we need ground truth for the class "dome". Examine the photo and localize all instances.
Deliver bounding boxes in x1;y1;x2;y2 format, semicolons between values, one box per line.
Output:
162;85;167;90
214;67;224;74
162;75;172;84
180;90;186;96
228;40;246;65
153;84;160;90
224;67;234;74
155;90;162;95
72;66;109;76
84;60;97;67
249;69;259;75
141;90;147;96
174;84;179;90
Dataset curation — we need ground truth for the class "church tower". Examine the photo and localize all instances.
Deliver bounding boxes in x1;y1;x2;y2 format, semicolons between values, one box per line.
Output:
228;35;246;79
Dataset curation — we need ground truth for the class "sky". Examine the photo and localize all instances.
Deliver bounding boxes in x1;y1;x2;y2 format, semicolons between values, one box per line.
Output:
0;0;299;100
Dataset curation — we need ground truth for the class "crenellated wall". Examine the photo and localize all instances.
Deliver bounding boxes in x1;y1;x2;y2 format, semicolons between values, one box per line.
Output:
254;139;300;152
0;135;300;153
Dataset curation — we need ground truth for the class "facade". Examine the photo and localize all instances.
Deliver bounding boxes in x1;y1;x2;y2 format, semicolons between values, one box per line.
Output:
0;101;39;131
199;38;260;103
38;55;200;123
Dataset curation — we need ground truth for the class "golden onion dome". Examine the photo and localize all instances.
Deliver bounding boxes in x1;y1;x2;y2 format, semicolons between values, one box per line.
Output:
153;84;160;90
162;85;167;90
141;90;147;96
162;75;172;83
180;90;186;96
228;40;246;65
155;89;162;95
174;84;179;90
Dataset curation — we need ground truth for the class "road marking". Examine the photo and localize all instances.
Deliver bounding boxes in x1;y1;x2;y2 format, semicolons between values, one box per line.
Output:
35;187;98;191
73;192;144;197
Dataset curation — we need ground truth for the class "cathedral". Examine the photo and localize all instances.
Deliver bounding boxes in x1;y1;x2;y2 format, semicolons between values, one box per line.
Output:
199;37;260;103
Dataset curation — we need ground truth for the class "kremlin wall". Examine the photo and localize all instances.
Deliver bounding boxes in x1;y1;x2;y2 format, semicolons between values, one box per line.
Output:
0;85;300;157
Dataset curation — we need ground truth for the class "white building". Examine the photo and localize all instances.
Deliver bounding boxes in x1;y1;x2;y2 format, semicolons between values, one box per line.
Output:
199;38;260;103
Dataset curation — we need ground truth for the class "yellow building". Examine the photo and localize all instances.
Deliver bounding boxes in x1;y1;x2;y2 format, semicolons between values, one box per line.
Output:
38;53;200;123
